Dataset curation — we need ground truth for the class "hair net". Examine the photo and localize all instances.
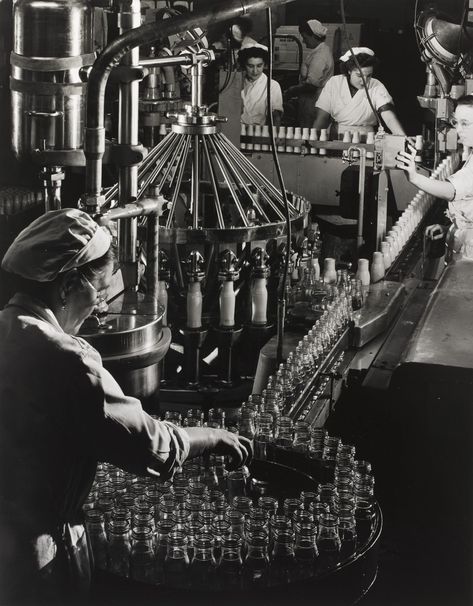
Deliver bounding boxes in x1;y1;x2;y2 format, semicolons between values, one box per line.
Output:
1;208;111;282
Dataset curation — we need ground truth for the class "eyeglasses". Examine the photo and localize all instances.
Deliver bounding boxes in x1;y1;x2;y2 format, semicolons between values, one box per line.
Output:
80;273;109;314
450;118;473;129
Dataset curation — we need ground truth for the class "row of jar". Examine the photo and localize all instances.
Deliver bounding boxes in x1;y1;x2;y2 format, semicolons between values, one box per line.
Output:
84;502;373;589
380;154;457;269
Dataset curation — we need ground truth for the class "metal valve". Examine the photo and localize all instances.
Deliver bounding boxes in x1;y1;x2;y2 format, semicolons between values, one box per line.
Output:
251;247;270;279
186;250;205;282
218;249;239;281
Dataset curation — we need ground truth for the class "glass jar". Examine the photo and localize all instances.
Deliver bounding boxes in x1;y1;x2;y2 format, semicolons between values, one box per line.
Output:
242;530;270;589
130;526;156;584
269;529;296;586
190;532;217;590
294;523;318;580
108;518;131;577
84;509;108;570
164;530;190;588
316;513;341;572
217;535;243;589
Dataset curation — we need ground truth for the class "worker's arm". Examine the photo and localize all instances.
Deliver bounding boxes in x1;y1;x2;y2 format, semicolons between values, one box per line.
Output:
380;108;406;136
396;143;454;200
312;108;331;130
272;109;282;127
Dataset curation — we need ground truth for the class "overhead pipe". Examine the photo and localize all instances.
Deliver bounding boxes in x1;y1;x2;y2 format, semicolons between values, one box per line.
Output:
81;0;296;213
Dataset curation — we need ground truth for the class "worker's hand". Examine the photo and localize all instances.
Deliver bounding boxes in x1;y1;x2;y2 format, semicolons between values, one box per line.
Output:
184;426;253;470
284;85;300;99
211;429;253;471
425;224;446;241
395;142;418;181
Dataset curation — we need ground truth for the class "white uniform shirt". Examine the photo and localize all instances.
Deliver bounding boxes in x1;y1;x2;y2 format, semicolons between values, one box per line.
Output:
301;42;334;89
316;74;393;132
241;72;283;126
447;154;473;258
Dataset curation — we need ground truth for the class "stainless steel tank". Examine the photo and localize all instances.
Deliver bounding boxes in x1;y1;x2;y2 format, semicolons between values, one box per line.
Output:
11;0;95;159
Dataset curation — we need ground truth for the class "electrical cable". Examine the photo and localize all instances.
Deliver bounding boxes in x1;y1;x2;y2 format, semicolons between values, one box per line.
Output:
339;0;381;129
265;5;291;364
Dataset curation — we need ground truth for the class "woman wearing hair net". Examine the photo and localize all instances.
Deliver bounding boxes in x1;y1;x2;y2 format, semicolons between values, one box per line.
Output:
0;209;252;604
313;47;405;137
285;19;334;128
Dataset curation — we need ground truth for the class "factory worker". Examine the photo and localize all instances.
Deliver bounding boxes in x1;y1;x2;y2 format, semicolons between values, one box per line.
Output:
231;16;259;50
240;45;283;126
396;95;473;260
0;209;252;604
313;47;405;137
285;19;334;128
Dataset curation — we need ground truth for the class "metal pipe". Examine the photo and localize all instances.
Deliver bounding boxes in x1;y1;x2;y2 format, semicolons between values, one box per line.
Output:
96;197;164;224
165;135;192;228
212;135;270;223
191;135;200;228
83;0;296;206
146;212;159;300
139;52;209;67
201;136;225;228
218;133;298;214
216;134;286;219
117;0;141;267
104;132;179;205
355;147;367;250
207;136;250;227
191;61;203;108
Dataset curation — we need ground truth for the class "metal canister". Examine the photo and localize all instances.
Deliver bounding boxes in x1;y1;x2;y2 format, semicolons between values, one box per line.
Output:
11;0;95;159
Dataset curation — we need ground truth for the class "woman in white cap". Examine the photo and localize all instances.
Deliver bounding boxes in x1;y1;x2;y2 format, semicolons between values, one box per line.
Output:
0;209;252;603
314;47;405;137
397;95;473;260
239;45;283;126
285;19;334;127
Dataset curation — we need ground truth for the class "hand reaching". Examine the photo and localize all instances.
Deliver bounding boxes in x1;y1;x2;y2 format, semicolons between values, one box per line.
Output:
395;142;418;182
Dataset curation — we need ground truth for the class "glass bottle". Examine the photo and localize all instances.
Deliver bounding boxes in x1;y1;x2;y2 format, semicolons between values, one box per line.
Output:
238;409;256;442
130;526;156;584
338;512;357;560
108;518;131;577
316;513;341;572
225;509;246;541
217;535;243;589
294;523;318;580
242;530;270;589
258;496;279;520
227;470;248;501
293;421;311;454
269;529;296;586
211;517;231;561
190;532;217;590
155;519;175;584
254;412;274;461
164;530;190;589
84;509;109;570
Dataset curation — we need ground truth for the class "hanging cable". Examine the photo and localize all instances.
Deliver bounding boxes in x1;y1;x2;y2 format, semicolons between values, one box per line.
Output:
265;6;291;364
339;0;381;129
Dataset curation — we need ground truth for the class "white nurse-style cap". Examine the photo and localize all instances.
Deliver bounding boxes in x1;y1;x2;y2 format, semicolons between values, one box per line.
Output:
1;208;111;282
339;47;375;62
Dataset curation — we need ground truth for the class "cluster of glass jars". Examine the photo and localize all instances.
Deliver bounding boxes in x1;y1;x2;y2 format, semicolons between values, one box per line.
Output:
83;426;376;591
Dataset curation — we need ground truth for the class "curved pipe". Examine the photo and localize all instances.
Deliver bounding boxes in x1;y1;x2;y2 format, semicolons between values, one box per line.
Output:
83;0;295;206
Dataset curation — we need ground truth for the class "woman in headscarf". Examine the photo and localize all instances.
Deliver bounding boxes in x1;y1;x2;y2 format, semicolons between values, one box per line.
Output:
239;45;283;126
285;19;334;128
313;47;405;137
0;209;252;604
